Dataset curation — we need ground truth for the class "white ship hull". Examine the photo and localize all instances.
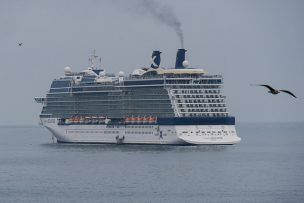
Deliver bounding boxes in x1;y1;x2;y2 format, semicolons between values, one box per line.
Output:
41;118;241;145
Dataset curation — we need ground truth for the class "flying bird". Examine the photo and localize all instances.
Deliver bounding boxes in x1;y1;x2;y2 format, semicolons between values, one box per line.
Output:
18;42;22;46
252;84;296;98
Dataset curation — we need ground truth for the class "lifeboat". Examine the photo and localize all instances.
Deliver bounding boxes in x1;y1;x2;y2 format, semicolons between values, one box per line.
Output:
98;118;104;124
138;117;144;124
65;118;72;124
74;116;80;124
125;117;131;123
68;117;75;124
130;117;136;124
148;116;157;124
104;117;111;124
92;117;98;124
79;116;85;124
143;117;149;124
84;117;91;124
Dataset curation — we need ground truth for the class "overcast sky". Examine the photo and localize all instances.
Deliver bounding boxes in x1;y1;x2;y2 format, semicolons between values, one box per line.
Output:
0;0;303;125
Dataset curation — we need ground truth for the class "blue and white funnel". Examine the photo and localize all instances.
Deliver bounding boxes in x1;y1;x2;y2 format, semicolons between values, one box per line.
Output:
151;51;161;69
175;49;187;69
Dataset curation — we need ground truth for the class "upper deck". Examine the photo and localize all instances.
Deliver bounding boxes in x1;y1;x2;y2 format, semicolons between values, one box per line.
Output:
48;69;223;94
36;49;231;119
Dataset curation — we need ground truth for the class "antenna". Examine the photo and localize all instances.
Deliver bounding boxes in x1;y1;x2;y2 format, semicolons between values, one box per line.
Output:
99;57;102;67
88;49;99;69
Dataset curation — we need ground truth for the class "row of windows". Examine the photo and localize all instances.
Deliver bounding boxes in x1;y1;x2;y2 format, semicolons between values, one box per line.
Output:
180;109;227;113
49;88;71;93
181;113;228;117
183;130;235;134
168;85;221;89
178;104;226;108
123;96;170;100
123;91;168;96
181;130;235;135
165;80;222;85
126;126;154;128
42;112;174;118
45;104;172;109
173;90;220;94
178;99;224;103
45;109;170;116
46;95;171;101
125;131;154;135
68;130;120;134
176;95;223;99
44;104;173;110
46;99;171;104
51;80;71;88
72;87;117;92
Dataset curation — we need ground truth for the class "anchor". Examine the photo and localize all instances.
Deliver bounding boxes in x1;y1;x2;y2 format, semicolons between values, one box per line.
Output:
115;135;125;144
159;131;163;139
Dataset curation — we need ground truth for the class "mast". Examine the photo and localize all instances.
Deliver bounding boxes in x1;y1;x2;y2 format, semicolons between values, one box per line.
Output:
88;49;101;69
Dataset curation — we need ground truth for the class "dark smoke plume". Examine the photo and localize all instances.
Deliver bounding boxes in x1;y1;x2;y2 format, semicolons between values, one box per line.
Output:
135;0;184;48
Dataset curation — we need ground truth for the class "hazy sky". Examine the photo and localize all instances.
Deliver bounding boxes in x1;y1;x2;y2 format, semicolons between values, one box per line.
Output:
0;0;303;125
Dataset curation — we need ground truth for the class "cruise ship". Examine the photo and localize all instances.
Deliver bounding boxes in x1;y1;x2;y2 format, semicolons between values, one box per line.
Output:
35;49;241;145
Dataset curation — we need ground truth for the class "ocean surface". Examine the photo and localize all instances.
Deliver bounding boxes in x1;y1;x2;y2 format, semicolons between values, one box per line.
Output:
0;123;303;203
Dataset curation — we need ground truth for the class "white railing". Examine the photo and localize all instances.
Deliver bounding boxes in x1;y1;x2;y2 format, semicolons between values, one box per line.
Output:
167;89;181;117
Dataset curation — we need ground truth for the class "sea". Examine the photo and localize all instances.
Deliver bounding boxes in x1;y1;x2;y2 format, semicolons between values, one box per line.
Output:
0;123;303;203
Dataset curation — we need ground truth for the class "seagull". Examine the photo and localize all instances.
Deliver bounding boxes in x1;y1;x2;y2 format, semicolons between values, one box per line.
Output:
18;42;22;46
252;84;296;98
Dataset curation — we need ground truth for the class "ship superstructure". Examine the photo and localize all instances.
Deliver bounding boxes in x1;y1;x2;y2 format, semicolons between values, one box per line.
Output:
35;49;241;145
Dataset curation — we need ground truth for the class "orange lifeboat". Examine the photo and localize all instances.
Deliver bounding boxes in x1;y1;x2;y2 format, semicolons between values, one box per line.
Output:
74;116;80;124
125;117;131;123
148;116;154;123
138;117;144;124
143;117;149;124
134;117;140;124
130;117;136;123
148;116;157;124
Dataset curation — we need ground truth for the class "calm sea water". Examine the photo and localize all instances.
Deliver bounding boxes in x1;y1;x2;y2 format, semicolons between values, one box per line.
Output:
0;123;303;203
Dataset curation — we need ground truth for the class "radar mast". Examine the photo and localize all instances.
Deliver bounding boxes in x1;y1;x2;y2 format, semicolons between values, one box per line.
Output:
88;50;102;69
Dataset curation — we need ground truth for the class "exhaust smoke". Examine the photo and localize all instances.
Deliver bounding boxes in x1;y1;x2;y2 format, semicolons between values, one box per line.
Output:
116;0;185;48
137;0;184;48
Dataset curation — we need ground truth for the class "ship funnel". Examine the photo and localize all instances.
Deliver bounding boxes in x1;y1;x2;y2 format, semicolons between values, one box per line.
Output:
175;49;187;69
151;51;161;69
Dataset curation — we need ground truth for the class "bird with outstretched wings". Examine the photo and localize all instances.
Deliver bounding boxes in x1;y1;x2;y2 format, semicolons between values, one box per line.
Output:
251;84;296;98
